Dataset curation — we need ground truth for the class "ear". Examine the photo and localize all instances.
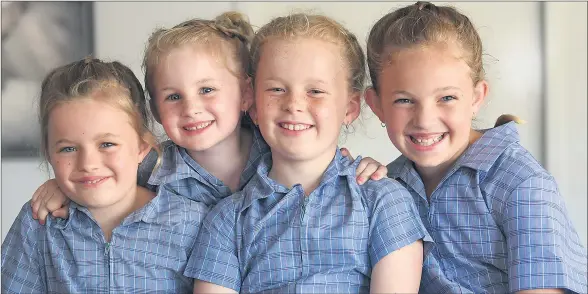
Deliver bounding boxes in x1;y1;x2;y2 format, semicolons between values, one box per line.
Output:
149;98;161;124
137;137;153;164
472;80;489;115
241;77;254;112
365;86;385;123
248;102;259;125
343;91;361;125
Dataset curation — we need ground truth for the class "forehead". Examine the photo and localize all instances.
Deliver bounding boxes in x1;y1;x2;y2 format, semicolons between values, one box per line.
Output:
156;44;239;77
257;38;347;79
382;44;472;87
48;98;133;139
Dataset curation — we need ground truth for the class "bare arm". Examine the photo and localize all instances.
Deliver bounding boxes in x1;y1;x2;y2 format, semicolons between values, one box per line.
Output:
193;280;238;294
370;240;423;294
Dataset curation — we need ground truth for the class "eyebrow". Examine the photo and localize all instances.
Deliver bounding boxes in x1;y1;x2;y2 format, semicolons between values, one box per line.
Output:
390;87;461;96
53;133;119;147
434;86;461;92
94;133;119;141
160;78;214;92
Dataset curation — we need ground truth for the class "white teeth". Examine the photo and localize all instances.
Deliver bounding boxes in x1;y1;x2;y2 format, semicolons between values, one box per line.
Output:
411;134;444;146
185;121;212;131
280;123;311;131
84;179;103;184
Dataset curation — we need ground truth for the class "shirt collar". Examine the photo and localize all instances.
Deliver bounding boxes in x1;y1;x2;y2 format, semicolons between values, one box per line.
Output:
147;116;270;188
388;121;520;188
49;191;170;230
241;148;360;209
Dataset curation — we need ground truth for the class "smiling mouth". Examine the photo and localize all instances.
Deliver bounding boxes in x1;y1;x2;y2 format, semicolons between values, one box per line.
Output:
184;120;214;131
76;177;110;187
279;123;313;131
409;133;446;146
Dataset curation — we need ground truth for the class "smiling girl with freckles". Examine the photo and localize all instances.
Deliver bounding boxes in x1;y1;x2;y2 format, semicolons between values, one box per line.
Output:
365;2;587;293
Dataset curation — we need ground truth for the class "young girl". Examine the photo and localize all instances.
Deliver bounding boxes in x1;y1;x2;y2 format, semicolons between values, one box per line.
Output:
186;13;430;293
30;12;387;223
1;58;204;293
365;2;587;293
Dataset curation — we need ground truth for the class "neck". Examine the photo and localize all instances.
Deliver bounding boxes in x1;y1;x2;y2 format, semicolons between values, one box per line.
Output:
417;129;483;197
89;186;154;242
269;148;337;196
187;126;252;192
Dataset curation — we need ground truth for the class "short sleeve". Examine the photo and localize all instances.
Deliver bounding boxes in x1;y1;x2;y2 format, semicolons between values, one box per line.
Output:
367;180;431;267
184;198;242;292
1;202;46;293
503;173;587;293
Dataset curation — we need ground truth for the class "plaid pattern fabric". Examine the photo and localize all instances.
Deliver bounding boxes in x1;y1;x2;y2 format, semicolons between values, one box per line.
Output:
140;117;270;204
1;191;206;294
185;149;430;293
388;122;588;293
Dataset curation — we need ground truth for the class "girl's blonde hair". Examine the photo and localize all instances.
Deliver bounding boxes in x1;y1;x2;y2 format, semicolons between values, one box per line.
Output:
367;1;484;93
250;13;366;93
367;1;523;126
39;57;160;165
142;11;254;121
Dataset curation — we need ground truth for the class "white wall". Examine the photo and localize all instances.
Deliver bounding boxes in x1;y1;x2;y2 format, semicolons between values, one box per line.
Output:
544;2;587;245
2;2;586;245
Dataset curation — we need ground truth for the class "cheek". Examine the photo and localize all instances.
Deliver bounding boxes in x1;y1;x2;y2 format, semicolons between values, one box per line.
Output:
311;102;336;121
50;157;74;179
383;106;408;125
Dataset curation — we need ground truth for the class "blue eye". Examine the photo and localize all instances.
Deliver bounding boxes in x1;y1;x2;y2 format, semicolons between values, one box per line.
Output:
394;98;412;104
268;87;285;93
199;87;214;95
309;89;325;95
100;142;115;148
166;93;180;101
59;146;76;153
441;95;456;102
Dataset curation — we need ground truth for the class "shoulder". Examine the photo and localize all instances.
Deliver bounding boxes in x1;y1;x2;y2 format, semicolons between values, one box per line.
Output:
485;142;557;195
204;192;242;222
14;201;43;231
356;177;413;210
3;201;44;245
359;177;411;198
151;189;210;226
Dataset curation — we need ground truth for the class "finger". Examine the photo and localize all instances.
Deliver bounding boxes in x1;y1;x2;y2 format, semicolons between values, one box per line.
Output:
355;157;373;177
369;165;388;180
356;162;379;185
340;147;350;159
36;191;54;225
51;207;69;219
31;183;48;205
46;191;68;212
31;192;44;216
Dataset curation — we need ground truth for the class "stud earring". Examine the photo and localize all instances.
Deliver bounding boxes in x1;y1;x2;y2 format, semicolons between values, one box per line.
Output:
381;122;386;127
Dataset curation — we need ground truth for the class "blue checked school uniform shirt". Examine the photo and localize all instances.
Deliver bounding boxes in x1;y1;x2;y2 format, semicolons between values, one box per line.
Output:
138;116;270;204
185;149;431;293
1;189;206;294
387;121;588;293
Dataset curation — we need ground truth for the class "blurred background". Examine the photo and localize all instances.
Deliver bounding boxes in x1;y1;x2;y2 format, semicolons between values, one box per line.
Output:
1;2;586;244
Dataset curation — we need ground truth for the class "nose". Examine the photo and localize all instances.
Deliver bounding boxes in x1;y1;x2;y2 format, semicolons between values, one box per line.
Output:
77;148;100;172
181;95;204;117
412;102;438;130
281;91;306;113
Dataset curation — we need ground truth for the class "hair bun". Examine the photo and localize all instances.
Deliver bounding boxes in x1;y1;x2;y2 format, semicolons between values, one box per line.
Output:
494;114;526;127
214;11;254;45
